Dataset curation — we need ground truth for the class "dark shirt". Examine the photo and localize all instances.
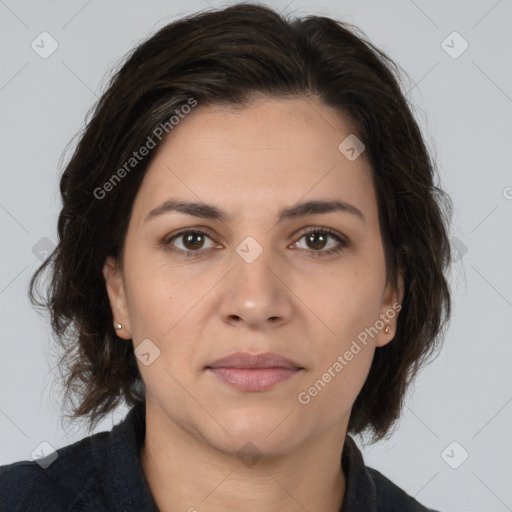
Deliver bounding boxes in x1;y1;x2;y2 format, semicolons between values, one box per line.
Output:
0;400;440;511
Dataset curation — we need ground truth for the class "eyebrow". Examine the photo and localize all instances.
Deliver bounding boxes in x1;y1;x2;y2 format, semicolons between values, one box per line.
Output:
144;198;365;224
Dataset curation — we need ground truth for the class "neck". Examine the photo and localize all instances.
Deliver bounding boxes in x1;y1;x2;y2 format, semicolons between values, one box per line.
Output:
140;404;347;512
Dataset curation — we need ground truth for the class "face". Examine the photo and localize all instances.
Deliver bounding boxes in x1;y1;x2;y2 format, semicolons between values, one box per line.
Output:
103;96;403;458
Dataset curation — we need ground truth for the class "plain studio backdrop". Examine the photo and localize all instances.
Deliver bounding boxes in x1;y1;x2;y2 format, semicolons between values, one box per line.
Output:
0;1;511;511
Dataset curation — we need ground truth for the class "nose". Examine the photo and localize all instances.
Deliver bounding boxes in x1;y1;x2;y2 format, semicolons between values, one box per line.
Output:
217;242;294;330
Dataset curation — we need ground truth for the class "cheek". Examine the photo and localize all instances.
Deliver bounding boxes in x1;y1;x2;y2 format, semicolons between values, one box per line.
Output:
122;249;198;338
122;254;212;380
123;259;200;397
124;274;169;337
298;301;377;421
300;258;384;392
295;315;376;431
305;261;384;344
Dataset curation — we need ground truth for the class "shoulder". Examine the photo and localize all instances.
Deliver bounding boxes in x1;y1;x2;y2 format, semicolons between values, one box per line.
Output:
0;460;75;512
366;466;440;512
1;402;155;512
0;432;110;512
342;435;441;512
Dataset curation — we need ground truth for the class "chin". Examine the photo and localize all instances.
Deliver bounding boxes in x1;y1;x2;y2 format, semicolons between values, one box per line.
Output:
205;408;306;458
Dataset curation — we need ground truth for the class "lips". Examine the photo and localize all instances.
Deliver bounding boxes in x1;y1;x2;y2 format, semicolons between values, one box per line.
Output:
205;352;303;370
205;352;304;391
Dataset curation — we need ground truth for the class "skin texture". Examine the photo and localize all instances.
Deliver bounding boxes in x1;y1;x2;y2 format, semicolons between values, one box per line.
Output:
103;96;404;512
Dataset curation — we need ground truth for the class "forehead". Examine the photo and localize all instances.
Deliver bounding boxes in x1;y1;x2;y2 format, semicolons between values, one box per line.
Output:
131;96;377;226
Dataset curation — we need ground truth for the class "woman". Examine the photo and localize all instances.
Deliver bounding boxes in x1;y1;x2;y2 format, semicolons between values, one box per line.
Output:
0;3;451;511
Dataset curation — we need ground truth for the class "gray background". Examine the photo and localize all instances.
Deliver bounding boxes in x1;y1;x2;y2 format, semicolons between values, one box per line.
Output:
1;1;511;511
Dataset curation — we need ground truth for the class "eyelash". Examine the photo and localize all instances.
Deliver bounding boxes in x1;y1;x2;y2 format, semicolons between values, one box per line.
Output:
160;227;348;259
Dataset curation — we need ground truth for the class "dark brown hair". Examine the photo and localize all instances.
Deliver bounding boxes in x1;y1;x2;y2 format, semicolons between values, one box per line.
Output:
30;3;452;441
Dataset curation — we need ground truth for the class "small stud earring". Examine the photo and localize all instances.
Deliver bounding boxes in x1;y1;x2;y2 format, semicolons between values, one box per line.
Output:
384;326;391;334
115;323;123;330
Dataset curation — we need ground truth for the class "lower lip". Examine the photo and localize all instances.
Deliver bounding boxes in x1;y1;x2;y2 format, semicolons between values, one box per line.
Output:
207;367;301;391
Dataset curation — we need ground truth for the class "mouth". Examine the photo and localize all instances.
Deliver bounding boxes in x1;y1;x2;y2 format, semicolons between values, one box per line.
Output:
205;352;304;391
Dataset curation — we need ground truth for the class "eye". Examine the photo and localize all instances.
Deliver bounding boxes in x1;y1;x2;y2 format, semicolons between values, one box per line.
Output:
293;227;348;257
162;229;217;257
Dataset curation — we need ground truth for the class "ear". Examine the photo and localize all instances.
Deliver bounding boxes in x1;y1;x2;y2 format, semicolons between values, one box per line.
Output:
375;268;405;348
102;255;131;339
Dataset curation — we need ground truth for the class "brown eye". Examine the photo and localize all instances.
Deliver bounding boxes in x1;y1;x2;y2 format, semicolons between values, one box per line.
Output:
294;228;348;257
305;231;328;250
181;232;206;250
163;229;217;257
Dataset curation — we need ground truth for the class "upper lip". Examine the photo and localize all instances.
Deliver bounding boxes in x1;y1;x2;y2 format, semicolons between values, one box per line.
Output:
206;352;303;370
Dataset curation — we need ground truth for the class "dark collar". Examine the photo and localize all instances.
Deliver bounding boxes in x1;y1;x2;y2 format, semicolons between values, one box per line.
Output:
93;400;159;511
340;431;378;511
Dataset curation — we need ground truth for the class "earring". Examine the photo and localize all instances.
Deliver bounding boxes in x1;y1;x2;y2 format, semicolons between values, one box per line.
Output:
115;323;123;330
384;326;391;334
